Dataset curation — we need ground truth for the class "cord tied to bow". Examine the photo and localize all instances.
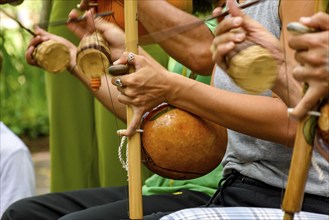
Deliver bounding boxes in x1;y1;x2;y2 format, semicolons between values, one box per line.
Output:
117;129;143;176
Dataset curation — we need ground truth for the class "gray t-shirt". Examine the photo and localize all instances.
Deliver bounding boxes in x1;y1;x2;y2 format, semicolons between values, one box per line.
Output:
214;0;329;197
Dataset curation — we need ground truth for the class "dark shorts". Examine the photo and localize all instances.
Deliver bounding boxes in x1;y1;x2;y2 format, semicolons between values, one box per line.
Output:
206;170;329;215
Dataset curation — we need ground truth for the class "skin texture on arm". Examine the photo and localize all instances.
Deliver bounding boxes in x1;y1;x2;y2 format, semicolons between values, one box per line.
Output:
288;12;329;119
109;0;302;146
211;0;315;107
272;0;317;107
138;0;215;75
25;24;127;122
25;10;173;124
27;3;297;147
113;50;297;147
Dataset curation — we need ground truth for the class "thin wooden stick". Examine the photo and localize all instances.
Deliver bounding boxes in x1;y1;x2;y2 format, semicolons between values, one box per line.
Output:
124;1;143;219
281;115;315;220
0;9;36;36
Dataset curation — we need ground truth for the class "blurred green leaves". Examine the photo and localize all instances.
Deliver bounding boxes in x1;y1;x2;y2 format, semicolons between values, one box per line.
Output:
1;4;49;138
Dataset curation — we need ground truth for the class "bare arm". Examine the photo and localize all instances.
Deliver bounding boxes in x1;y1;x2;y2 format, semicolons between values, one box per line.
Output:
168;71;297;147
109;0;301;145
25;9;174;124
138;0;215;75
113;52;297;147
273;0;316;107
25;25;127;121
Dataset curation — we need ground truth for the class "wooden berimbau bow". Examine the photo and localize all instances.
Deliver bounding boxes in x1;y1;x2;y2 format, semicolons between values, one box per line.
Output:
69;0;143;218
124;1;143;219
281;1;328;219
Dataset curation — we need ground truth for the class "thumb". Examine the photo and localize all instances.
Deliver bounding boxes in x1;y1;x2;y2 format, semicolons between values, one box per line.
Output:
300;13;329;31
227;0;244;17
34;26;47;35
113;51;129;65
226;0;265;32
118;107;143;137
290;86;322;119
68;9;81;20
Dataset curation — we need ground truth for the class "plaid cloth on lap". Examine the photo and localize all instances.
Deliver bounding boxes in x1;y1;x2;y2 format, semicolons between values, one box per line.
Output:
160;207;329;220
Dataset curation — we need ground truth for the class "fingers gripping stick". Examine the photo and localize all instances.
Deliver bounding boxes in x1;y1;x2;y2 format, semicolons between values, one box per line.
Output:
287;22;321;118
287;22;316;35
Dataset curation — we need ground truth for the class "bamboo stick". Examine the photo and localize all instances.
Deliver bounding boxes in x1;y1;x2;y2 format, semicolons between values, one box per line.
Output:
124;1;143;219
282;116;315;220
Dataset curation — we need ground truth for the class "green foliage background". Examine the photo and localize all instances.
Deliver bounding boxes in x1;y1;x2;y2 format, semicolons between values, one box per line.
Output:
1;1;49;138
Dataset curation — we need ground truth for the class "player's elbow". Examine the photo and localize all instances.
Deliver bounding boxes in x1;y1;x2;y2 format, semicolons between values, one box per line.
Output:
188;49;214;75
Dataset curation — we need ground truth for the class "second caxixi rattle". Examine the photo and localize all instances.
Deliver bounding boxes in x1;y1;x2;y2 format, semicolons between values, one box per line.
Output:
32;40;70;74
76;31;112;91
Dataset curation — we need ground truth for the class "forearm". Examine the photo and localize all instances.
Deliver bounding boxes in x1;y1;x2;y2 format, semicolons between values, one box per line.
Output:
138;0;214;75
274;0;316;107
69;58;126;122
272;19;305;107
271;62;303;107
69;46;168;123
165;73;297;147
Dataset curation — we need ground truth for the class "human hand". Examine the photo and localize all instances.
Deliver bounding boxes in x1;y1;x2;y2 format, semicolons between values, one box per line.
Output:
66;9;96;38
288;12;329;119
25;26;77;71
211;0;282;70
67;9;126;62
111;52;169;136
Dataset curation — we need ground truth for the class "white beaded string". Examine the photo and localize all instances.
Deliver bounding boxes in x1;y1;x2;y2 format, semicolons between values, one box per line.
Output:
117;129;144;177
118;135;128;172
